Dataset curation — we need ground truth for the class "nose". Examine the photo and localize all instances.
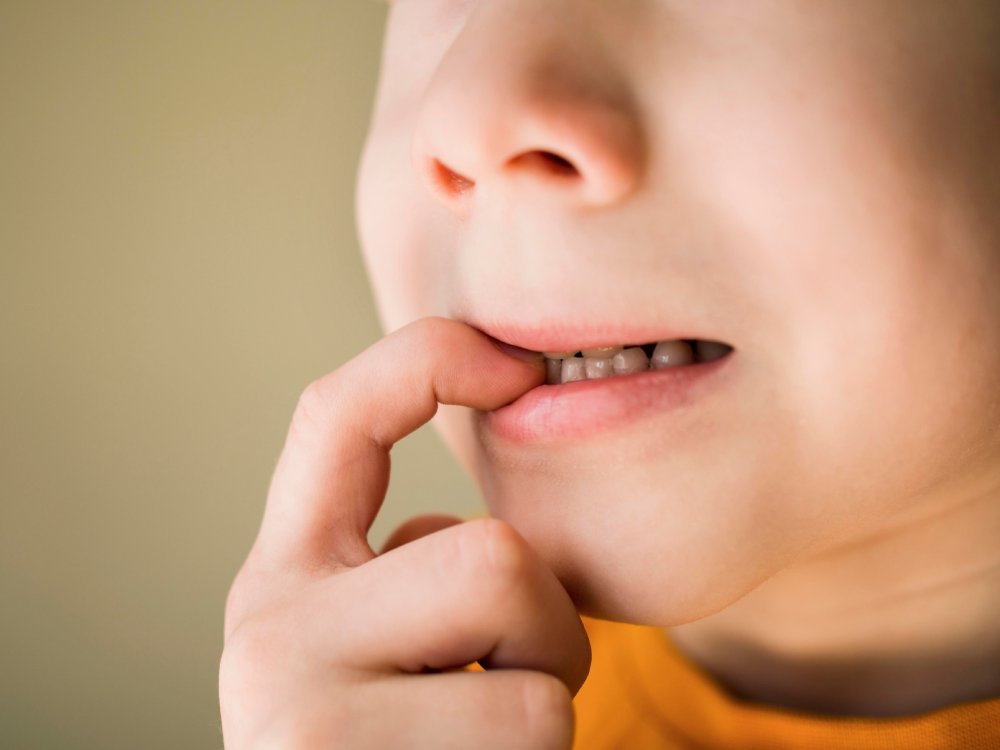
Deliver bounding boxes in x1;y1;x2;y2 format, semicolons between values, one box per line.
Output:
411;3;645;215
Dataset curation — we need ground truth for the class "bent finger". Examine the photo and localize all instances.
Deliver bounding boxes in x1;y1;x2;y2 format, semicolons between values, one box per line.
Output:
308;518;592;696
253;316;544;571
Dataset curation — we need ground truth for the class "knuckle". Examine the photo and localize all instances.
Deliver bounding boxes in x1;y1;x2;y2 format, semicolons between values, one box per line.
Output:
224;575;249;638
223;565;261;639
220;595;360;749
219;622;271;714
520;673;575;750
220;596;309;686
292;378;334;436
403;314;453;340
401;315;466;355
461;518;533;595
223;560;276;640
220;619;276;680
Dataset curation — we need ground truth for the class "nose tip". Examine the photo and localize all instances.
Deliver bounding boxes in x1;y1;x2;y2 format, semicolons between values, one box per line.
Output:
414;99;644;213
410;13;644;215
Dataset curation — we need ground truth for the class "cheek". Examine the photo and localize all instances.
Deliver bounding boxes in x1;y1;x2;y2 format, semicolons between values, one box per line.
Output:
745;192;1000;554
355;5;462;335
672;50;1000;529
356;128;445;332
796;242;1000;521
751;126;1000;527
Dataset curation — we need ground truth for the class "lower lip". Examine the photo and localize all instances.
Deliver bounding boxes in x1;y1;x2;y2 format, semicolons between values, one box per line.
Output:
480;352;736;442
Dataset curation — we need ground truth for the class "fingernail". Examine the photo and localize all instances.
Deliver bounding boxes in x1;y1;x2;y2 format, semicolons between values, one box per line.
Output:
492;340;545;363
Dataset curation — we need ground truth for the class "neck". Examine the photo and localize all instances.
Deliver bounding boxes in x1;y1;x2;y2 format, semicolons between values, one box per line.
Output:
666;478;1000;717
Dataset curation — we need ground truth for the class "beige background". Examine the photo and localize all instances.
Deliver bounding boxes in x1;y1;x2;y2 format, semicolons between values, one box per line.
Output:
0;2;483;747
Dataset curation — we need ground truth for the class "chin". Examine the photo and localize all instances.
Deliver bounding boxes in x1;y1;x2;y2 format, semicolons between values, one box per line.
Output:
489;505;766;627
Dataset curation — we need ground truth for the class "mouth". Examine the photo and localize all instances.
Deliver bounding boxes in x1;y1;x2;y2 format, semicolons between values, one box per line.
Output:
469;321;738;442
539;339;733;385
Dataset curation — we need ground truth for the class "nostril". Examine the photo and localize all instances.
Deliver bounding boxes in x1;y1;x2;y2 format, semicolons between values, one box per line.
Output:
423;149;580;205
510;150;580;178
430;157;475;197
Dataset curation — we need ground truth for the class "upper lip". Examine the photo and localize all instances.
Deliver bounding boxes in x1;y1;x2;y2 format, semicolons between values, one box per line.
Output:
461;315;730;354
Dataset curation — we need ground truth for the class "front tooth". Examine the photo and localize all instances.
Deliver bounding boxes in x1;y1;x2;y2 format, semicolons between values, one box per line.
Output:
561;358;587;383
545;358;562;385
651;340;694;369
694;340;732;363
543;351;576;359
581;346;623;358
612;347;649;375
584;357;614;379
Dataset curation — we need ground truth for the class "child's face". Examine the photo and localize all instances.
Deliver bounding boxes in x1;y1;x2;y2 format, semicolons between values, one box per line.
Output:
355;1;1000;624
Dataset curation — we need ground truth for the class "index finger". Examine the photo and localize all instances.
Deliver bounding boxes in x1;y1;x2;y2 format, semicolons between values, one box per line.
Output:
250;316;544;572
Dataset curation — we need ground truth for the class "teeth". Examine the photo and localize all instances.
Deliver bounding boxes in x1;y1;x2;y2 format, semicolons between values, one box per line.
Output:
560;358;587;383
545;357;562;385
541;339;732;384
584;356;614;379
651;340;694;369
612;347;650;375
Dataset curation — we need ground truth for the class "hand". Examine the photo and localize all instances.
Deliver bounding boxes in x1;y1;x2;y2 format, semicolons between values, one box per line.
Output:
219;317;592;749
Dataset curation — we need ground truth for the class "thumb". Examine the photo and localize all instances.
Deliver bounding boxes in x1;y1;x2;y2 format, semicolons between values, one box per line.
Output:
377;513;465;554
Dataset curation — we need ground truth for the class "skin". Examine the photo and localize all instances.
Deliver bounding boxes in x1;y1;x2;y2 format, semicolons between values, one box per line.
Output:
219;2;1000;744
353;0;1000;719
221;321;586;747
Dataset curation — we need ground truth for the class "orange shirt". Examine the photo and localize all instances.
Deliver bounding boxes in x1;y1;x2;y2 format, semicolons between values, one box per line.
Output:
571;614;1000;749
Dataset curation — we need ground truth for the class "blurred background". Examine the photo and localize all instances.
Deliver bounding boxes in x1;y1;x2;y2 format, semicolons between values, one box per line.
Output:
0;2;484;747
